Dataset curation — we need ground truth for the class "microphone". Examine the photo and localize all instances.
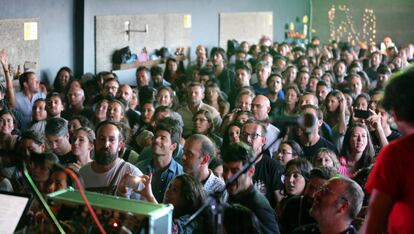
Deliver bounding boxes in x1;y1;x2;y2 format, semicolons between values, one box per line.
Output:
272;112;317;129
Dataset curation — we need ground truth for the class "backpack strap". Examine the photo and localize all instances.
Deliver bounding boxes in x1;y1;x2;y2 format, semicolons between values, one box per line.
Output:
109;160;126;194
122;148;132;162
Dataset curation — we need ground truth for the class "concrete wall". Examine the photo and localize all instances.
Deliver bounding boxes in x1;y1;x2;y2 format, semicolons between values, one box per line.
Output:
0;0;76;83
83;0;309;73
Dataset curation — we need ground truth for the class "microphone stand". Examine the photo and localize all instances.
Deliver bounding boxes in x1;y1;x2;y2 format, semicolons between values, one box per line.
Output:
183;135;279;234
22;162;66;233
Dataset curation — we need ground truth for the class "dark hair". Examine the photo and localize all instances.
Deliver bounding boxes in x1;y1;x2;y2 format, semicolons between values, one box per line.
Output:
21;130;45;145
210;47;227;63
69;115;94;130
29;151;59;168
0;109;18;131
222;142;253;166
280;140;304;158
285;158;313;182
222;121;243;148
53;66;74;93
267;73;283;87
150;66;163;77
224;203;263;234
19;71;36;89
170;174;206;215
209;157;223;171
155;117;182;145
156;86;177;108
382;66;414;124
95;120;123;141
235;63;252;74
340;123;375;170
377;64;391;75
353;93;370;108
136;66;150;76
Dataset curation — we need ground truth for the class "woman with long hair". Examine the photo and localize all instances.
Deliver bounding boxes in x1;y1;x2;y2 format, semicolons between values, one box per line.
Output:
0;109;19;151
53;66;74;94
276;158;312;216
338;123;375;178
69;127;95;172
204;82;230;118
324;90;349;151
163;57;185;84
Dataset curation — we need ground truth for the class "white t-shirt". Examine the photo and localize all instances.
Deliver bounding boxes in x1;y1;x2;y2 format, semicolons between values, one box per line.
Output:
79;158;144;200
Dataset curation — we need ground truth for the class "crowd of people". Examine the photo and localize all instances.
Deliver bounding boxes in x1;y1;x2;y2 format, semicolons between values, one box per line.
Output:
0;34;413;233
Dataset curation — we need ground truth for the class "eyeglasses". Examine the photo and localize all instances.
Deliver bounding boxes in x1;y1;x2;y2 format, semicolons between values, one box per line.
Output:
241;132;262;140
317;185;349;203
193;118;208;122
277;149;293;155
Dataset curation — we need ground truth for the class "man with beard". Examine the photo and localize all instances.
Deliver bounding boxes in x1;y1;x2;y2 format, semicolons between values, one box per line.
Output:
136;117;183;202
79;120;144;199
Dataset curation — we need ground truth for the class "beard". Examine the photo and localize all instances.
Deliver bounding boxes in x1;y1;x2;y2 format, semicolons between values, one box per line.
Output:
94;148;117;165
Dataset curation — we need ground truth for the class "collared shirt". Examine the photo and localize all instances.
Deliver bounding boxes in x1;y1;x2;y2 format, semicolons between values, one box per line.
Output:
203;170;225;196
137;158;183;202
15;91;46;130
176;102;222;138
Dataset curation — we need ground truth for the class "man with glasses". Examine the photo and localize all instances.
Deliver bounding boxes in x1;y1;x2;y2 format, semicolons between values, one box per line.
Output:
294;176;364;233
251;94;280;154
103;78;120;98
241;119;284;209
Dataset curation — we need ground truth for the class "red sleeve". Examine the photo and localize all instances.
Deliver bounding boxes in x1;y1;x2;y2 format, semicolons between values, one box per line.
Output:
365;141;403;199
